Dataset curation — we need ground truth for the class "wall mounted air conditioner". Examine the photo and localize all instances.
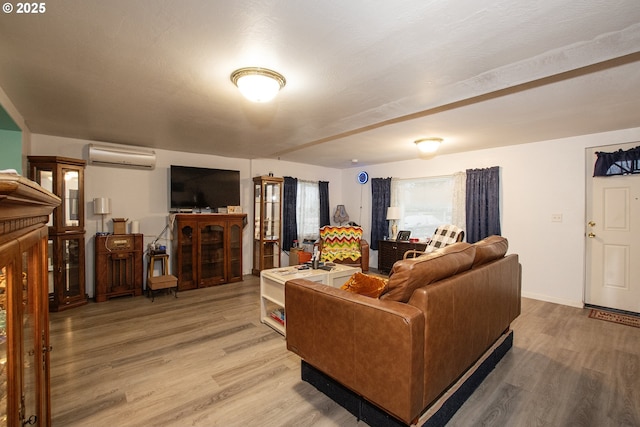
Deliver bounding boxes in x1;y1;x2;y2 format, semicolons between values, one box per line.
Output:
88;143;156;170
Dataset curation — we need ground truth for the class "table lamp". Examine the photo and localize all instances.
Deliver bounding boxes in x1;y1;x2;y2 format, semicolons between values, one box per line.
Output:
93;197;111;235
333;205;349;225
386;206;401;239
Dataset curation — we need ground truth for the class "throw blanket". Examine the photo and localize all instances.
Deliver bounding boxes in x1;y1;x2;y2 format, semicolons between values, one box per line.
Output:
319;226;362;262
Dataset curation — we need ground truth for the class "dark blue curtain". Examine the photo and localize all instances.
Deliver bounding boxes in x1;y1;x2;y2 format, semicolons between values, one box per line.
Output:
465;167;501;243
593;146;640;176
370;177;391;250
319;181;330;227
282;177;298;250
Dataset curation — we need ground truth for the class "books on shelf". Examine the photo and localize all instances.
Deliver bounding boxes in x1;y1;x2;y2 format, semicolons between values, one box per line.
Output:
269;308;285;325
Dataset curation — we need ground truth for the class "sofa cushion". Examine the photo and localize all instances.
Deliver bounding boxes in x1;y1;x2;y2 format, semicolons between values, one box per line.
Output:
472;235;508;268
341;272;388;298
380;242;476;303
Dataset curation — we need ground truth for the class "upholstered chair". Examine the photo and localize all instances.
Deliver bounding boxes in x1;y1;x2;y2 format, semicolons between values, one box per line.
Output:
316;225;369;272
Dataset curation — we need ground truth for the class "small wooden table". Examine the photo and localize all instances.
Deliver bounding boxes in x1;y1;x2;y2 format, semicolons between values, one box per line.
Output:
147;253;178;301
260;264;361;335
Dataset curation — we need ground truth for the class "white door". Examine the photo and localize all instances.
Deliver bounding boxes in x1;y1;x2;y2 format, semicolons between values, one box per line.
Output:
585;143;640;313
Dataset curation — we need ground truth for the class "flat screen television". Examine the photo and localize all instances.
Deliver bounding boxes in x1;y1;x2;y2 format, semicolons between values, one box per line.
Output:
170;165;240;211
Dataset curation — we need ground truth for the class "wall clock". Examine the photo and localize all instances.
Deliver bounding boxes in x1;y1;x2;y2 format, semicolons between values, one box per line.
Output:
357;171;369;184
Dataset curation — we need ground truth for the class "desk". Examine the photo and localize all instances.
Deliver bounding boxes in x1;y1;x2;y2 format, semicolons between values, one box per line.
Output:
260;264;360;335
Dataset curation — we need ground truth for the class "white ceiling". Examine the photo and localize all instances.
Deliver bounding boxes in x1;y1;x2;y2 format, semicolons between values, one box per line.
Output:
1;0;640;168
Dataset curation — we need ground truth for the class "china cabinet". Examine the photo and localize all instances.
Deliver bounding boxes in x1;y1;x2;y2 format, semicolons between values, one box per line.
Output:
252;176;283;275
172;214;246;291
28;156;87;311
0;172;60;426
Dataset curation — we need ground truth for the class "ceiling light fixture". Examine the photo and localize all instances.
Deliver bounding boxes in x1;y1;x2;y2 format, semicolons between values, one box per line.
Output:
414;137;443;159
230;67;286;103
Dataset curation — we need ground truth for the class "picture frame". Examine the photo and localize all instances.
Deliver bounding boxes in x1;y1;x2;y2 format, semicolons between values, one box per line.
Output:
396;230;411;241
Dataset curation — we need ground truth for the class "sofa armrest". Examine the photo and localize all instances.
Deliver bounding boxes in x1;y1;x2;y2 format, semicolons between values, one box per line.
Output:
359;239;369;271
285;278;424;424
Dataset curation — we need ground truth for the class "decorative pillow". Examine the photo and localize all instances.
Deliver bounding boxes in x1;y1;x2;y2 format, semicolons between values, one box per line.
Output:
380;243;476;303
341;272;388;298
472;235;508;268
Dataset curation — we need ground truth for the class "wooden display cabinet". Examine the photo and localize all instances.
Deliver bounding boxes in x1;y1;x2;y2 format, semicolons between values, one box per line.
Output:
377;239;428;273
172;214;246;291
94;234;144;302
0;172;60;426
253;176;283;275
28;156;88;311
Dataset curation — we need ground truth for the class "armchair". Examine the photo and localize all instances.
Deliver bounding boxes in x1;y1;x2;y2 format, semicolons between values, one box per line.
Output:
317;225;369;272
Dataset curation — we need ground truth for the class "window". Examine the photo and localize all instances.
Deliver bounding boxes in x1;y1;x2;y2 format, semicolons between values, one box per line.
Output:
391;176;455;240
296;180;320;241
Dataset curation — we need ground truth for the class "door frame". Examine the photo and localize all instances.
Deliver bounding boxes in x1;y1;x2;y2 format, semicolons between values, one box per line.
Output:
584;141;639;311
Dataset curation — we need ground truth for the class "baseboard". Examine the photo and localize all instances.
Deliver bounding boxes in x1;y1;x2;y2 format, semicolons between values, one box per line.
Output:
301;330;514;427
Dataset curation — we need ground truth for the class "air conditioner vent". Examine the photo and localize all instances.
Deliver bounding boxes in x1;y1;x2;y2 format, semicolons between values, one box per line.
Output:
88;143;156;170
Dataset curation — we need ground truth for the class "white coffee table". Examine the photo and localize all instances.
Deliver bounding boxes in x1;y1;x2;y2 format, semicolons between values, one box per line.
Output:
260;264;361;335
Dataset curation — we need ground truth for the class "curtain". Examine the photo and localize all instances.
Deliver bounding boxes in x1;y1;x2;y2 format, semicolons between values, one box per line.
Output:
371;177;391;250
465;166;500;243
593;145;640;176
297;180;320;241
452;171;466;236
319;181;330;227
282;177;298;250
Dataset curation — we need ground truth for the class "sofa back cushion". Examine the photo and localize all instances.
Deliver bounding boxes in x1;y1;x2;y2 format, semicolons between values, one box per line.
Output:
380;242;476;303
472;235;508;268
319;225;363;262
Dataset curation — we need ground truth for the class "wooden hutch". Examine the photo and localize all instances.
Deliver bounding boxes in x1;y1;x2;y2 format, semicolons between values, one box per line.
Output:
0;172;60;426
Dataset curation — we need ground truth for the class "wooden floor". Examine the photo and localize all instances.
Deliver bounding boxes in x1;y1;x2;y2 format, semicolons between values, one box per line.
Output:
49;275;640;427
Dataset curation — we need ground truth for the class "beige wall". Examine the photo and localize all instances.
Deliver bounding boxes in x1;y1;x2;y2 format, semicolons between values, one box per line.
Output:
26;125;640;307
341;126;640;308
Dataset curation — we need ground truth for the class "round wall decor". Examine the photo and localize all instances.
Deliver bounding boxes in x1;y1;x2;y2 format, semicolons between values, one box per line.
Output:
357;171;369;184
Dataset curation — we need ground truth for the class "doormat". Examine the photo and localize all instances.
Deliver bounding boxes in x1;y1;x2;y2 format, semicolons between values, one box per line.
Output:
588;309;640;328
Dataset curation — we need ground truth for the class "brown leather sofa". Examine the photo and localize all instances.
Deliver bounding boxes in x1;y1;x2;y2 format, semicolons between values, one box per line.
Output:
285;236;521;425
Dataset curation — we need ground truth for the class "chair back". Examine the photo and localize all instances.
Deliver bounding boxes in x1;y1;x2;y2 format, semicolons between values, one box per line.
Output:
426;225;465;251
319;225;363;262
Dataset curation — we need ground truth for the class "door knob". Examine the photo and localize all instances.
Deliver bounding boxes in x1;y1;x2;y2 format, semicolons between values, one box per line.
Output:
588;232;596;238
588;221;596;227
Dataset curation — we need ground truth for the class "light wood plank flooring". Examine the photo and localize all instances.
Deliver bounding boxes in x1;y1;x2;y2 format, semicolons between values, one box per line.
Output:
50;276;640;426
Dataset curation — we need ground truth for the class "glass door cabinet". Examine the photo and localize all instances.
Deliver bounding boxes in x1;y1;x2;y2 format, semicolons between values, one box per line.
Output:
253;176;283;275
0;172;59;426
172;214;246;291
28;156;87;312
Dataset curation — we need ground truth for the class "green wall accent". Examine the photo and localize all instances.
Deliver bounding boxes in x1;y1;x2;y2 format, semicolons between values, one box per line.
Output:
0;106;22;174
0;105;21;131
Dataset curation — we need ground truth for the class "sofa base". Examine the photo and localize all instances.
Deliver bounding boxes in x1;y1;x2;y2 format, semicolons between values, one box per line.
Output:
301;329;514;427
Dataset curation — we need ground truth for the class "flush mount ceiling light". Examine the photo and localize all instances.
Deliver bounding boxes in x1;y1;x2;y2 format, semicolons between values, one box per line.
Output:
414;137;443;159
230;67;286;103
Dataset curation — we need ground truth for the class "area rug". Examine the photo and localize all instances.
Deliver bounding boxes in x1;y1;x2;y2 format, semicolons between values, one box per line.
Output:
589;309;640;328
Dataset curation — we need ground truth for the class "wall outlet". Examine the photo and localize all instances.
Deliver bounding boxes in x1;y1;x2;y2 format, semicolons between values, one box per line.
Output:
551;213;563;222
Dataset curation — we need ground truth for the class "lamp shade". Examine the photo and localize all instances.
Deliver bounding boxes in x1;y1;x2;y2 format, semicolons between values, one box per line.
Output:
333;205;349;224
93;197;111;215
386;206;401;220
